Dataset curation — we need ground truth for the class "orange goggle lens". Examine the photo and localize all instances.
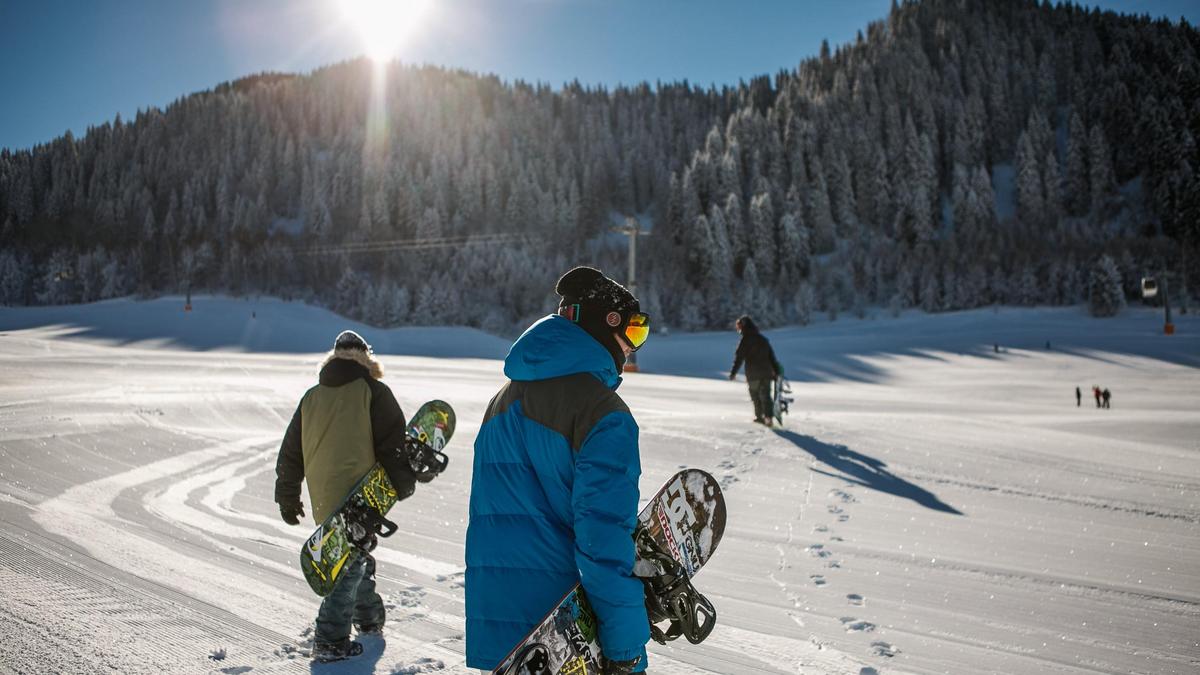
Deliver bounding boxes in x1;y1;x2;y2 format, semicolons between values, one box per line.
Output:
624;313;650;350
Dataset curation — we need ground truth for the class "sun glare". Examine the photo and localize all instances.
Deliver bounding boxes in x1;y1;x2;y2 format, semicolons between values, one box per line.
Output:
339;0;430;62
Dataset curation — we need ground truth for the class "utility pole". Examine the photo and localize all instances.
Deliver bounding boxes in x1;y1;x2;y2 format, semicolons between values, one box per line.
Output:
615;216;648;371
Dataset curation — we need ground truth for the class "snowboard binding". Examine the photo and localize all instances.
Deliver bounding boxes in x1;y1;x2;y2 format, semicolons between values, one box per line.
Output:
404;436;449;483
634;527;717;645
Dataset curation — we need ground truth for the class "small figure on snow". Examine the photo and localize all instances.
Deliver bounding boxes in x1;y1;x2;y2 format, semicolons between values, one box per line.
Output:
1075;386;1081;407
1093;385;1102;408
465;266;650;673
1102;388;1112;409
274;330;419;662
729;315;782;427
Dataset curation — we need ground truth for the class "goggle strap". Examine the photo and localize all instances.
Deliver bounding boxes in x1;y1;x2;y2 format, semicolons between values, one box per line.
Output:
559;303;581;323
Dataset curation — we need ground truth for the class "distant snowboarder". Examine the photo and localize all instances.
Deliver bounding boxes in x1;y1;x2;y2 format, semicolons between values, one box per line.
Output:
274;330;418;663
1075;386;1081;407
1102;388;1111;409
729;315;782;427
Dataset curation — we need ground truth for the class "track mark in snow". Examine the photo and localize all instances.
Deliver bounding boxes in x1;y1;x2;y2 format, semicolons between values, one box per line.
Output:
435;570;464;588
840;617;877;632
392;657;446;673
829;489;857;503
870;640;898;657
807;543;832;558
847;593;864;606
810;574;827;587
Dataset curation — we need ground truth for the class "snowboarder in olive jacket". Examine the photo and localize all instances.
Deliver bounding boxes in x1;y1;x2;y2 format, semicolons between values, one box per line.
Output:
275;330;417;662
466;267;650;674
729;315;782;426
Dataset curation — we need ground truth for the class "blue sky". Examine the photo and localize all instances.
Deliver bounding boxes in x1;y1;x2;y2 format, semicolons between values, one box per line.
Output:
1;0;1197;151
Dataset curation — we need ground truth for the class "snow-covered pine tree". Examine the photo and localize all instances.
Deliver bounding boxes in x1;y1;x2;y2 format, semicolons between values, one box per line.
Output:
1088;254;1125;317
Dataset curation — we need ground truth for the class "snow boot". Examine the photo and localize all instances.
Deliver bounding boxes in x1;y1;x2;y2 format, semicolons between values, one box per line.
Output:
312;639;364;663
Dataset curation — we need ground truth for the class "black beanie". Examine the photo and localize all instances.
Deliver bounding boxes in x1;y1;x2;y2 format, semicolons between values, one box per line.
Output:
555;266;639;370
334;329;370;352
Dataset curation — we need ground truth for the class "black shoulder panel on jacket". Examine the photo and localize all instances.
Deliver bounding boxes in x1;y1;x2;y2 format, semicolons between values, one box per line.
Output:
485;373;629;451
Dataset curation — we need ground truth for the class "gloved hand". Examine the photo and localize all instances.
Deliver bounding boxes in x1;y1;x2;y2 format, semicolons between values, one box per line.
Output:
279;501;305;525
728;373;736;381
603;657;640;675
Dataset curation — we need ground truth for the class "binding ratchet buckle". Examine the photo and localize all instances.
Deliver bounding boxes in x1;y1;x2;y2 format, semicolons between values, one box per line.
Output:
405;435;449;483
635;528;717;645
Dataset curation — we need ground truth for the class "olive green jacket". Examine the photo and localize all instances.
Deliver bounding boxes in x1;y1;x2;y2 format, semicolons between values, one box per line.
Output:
275;352;415;523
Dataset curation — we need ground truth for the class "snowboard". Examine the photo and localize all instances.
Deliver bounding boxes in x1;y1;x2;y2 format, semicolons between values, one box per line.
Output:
492;468;727;675
300;399;455;597
772;376;793;427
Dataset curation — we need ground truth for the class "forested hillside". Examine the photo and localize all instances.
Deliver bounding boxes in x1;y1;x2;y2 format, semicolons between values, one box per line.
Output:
1;0;1197;332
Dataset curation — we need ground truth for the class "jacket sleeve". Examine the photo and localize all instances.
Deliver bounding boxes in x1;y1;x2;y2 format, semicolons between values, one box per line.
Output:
274;401;305;505
730;336;746;378
368;380;417;502
572;410;649;663
768;340;783;377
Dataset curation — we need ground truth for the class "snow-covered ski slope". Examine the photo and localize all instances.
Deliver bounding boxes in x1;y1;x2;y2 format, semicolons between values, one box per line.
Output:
1;296;1197;674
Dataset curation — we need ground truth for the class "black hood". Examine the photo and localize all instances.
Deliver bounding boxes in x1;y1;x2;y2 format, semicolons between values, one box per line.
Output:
319;358;369;387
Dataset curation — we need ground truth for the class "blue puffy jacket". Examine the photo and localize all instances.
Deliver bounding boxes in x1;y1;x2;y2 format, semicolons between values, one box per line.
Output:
465;315;649;670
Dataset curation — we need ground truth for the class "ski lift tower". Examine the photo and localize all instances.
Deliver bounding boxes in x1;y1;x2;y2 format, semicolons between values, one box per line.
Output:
615;216;649;371
1142;275;1174;334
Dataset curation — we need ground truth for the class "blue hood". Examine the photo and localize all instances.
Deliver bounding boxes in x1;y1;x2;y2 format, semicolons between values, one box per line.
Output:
503;315;621;389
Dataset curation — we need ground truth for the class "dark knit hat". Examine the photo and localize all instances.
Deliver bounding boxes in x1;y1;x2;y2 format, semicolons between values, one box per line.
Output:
555;266;639;370
334;329;371;352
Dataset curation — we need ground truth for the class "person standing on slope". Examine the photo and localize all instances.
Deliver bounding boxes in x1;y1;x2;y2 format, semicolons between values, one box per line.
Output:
1075;386;1081;407
466;266;651;674
274;330;418;663
729;315;782;426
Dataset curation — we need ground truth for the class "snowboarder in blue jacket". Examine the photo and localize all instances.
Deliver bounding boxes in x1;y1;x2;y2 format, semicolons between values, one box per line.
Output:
466;266;652;673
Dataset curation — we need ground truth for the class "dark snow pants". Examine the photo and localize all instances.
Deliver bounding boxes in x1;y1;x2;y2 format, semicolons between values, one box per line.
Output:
315;553;385;647
747;378;774;421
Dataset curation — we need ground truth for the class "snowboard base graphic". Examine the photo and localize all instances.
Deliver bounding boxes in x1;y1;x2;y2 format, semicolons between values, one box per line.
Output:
773;376;793;426
493;468;726;674
300;399;455;596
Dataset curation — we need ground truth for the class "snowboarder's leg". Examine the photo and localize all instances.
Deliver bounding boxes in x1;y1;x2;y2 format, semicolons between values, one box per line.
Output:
352;553;386;633
314;555;369;658
748;379;772;422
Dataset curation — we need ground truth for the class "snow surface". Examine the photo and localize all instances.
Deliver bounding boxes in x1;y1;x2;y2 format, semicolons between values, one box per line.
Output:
1;297;1198;674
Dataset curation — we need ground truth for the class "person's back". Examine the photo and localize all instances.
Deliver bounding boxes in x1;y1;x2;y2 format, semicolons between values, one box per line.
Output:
275;330;417;662
466;267;650;673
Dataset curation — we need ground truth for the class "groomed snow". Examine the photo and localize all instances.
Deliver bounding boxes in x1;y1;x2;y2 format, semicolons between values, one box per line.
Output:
1;296;1197;674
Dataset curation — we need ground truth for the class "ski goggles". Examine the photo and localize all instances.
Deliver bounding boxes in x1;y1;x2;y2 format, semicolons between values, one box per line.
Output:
623;312;651;351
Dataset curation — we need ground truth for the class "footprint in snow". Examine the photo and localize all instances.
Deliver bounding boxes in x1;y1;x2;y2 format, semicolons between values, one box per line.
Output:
219;668;253;675
846;593;864;606
839;617;876;632
837;514;850;522
435;571;465;588
719;474;740;490
827;505;844;515
392;657;446;673
871;641;899;658
829;489;857;503
806;544;831;558
812;525;829;533
829;535;844;542
387;586;426;609
859;669;880;675
809;574;827;586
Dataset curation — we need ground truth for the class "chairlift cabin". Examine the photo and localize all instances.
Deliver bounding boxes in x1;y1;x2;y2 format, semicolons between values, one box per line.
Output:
1141;277;1158;299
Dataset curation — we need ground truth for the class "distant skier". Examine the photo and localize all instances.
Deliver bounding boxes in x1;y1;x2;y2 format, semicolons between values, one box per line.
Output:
1075;386;1081;407
465;266;650;673
1102;388;1112;409
729;315;782;426
274;330;418;663
1093;385;1102;408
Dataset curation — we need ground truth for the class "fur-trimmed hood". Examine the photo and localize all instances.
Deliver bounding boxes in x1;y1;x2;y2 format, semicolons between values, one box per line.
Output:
319;347;384;382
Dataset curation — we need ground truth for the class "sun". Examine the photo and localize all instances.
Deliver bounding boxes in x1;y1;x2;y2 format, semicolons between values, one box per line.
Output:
338;0;430;62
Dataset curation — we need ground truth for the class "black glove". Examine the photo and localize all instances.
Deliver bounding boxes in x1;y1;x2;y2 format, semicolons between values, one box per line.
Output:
728;373;736;381
279;501;305;525
603;657;640;675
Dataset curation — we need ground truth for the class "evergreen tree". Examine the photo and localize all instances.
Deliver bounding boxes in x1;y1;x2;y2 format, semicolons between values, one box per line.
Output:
1088;254;1125;317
